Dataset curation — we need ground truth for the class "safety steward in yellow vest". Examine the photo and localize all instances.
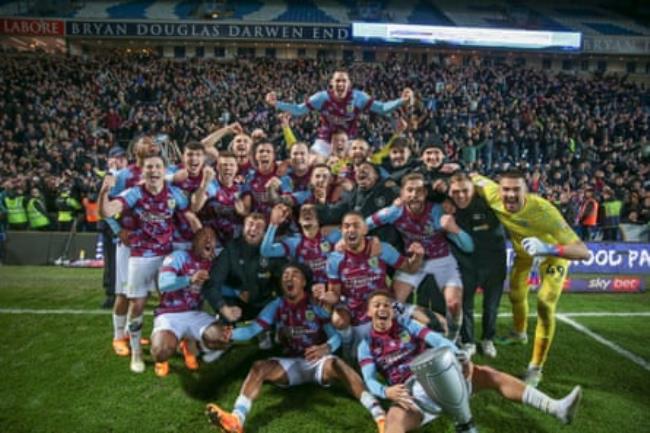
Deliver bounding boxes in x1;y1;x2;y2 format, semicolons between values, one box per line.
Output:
56;187;82;231
27;187;51;230
4;184;28;230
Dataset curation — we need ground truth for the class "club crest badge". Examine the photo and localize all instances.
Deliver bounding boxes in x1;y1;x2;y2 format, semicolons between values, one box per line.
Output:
167;198;176;209
320;241;331;253
368;257;379;268
305;310;316;322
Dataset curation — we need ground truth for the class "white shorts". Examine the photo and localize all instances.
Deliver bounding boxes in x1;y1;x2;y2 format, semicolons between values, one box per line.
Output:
126;256;164;298
272;355;334;387
152;310;217;348
410;379;442;426
395;254;463;291
115;242;130;295
310;139;331;157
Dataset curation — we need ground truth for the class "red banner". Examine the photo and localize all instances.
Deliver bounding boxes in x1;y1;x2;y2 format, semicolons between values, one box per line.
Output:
1;18;65;36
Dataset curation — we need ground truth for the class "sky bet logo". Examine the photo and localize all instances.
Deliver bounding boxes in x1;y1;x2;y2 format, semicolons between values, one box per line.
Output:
587;277;641;292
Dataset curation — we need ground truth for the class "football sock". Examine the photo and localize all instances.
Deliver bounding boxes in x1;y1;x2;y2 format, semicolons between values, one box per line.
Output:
360;391;385;421
522;385;560;417
113;313;127;340
233;394;252;425
127;316;143;353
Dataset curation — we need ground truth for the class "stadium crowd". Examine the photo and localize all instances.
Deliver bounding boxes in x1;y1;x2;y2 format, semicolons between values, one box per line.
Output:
0;50;625;432
0;52;648;242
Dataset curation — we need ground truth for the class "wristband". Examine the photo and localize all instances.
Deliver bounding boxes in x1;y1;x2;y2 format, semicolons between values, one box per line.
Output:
552;244;565;257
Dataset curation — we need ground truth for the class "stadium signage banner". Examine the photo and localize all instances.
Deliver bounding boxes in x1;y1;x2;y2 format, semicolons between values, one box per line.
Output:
0;18;65;36
583;35;650;55
65;20;350;42
506;242;650;275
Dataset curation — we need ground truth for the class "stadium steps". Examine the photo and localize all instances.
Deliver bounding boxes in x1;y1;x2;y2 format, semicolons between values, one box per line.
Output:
106;0;156;19
314;0;351;23
145;0;185;20
407;0;454;25
583;22;643;36
238;0;285;21
275;0;339;23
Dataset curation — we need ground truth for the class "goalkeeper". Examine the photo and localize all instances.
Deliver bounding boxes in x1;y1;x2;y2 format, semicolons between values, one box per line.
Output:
470;170;590;387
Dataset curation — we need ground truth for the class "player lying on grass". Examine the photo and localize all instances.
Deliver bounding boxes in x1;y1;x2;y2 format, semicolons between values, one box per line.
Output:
151;227;230;377
206;263;387;433
358;291;582;433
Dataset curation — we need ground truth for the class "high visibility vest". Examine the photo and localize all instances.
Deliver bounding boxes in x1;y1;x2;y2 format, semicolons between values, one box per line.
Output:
57;193;80;222
578;198;599;227
82;198;100;223
26;198;50;229
602;200;622;227
5;196;27;225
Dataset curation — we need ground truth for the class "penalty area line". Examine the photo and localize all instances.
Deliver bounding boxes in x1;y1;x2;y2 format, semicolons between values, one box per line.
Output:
557;313;650;372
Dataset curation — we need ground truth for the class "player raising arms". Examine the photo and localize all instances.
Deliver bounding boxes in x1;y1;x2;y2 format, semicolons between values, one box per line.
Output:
266;70;413;158
471;169;590;386
359;291;582;433
99;154;201;373
206;263;387;433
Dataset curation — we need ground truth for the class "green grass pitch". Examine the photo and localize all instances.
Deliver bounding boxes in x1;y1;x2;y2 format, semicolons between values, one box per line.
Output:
1;266;649;433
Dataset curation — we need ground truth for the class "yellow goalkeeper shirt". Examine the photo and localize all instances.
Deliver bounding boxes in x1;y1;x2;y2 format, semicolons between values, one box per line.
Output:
471;174;579;255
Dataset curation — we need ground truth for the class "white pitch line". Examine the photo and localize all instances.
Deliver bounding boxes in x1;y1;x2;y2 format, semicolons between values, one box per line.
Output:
557;313;650;372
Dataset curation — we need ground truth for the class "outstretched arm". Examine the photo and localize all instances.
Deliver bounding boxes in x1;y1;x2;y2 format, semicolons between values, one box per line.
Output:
269;90;328;117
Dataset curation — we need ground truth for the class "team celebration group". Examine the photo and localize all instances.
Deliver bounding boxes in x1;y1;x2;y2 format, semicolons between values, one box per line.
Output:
98;71;588;433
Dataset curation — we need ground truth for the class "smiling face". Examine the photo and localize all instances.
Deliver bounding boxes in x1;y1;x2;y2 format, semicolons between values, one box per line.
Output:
142;156;165;189
298;204;319;233
355;163;378;190
310;165;332;190
183;148;205;176
349;140;370;165
499;176;527;213
243;215;266;245
390;146;411;168
401;178;427;214
330;71;351;100
421;147;445;169
254;142;275;172
368;292;394;332
192;228;217;261
281;266;307;302
341;213;368;251
290;143;310;173
449;179;474;209
217;155;238;184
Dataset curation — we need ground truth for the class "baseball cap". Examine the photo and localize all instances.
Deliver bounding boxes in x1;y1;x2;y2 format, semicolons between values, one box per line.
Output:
108;146;126;158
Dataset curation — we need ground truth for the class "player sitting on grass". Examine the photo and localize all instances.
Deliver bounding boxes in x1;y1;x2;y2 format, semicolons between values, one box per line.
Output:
206;263;387;433
151;227;230;377
358;291;582;433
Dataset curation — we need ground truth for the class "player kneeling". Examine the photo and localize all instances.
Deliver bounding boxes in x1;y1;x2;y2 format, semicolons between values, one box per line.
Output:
150;228;230;376
359;291;582;433
206;263;387;433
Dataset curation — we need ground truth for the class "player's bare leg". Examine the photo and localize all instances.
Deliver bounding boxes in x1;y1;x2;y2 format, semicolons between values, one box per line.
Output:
443;285;463;342
150;330;178;377
322;357;386;432
206;360;287;433
471;364;581;424
385;405;423;433
392;280;414;303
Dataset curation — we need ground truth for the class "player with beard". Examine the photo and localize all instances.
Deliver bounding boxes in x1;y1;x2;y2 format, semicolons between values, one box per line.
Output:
107;136;161;358
279;142;313;194
151;228;231;376
317;212;425;359
367;173;474;342
471;170;589;386
192;152;248;246
202;213;286;323
241;141;299;219
339;139;373;188
414;138;453;202
206;263;387;433
168;141;209;251
308;163;344;205
380;137;418;183
100;154;201;373
358;291;582;433
261;203;341;287
266;70;412;158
